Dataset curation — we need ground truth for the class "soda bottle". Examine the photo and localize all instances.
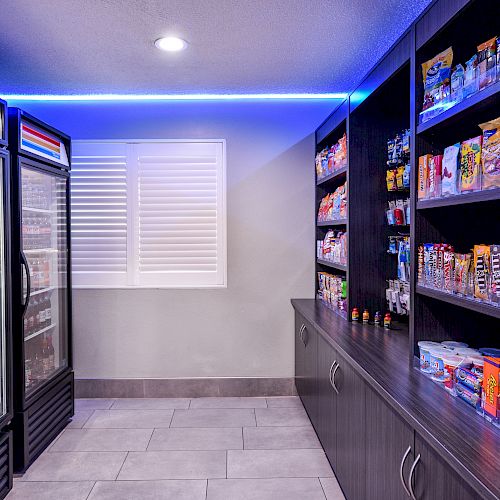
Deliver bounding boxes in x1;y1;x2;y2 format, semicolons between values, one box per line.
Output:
47;334;55;371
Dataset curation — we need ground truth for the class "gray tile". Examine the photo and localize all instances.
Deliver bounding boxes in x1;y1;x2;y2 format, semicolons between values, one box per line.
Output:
227;449;333;478
75;379;144;398
144;379;220;398
266;397;303;409
171;409;255;428
50;428;153;452
207;478;327;500
320;477;346;500
255;408;310;427
190;397;267;409
6;481;94;500
22;452;127;481
118;451;226;480
243;426;320;450
217;378;296;397
148;428;243;451
84;409;173;429
75;398;114;410
111;398;190;410
88;480;207;500
67;410;94;429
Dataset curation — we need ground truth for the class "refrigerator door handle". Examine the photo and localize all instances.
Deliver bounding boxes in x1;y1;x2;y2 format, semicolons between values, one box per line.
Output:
20;251;31;313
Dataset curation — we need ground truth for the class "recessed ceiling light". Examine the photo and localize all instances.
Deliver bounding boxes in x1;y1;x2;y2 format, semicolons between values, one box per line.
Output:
154;36;188;52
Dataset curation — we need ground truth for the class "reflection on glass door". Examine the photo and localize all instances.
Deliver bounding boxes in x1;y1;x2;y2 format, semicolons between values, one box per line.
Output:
21;166;68;395
0;156;6;416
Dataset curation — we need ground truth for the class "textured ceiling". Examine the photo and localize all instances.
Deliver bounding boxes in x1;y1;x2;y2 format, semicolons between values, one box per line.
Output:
0;0;431;95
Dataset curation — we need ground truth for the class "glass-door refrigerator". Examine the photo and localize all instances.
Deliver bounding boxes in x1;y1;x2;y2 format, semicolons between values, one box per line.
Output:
8;108;73;472
0;100;13;498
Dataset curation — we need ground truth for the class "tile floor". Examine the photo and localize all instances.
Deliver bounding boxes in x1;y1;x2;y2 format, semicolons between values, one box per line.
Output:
8;397;345;500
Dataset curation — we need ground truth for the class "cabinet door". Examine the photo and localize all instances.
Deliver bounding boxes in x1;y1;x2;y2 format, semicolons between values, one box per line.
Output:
294;312;306;398
300;321;318;427
334;354;366;500
365;386;415;500
412;434;478;500
316;335;338;471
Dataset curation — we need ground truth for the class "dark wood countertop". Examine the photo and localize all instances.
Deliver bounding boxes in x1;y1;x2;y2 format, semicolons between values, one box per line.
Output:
292;298;500;500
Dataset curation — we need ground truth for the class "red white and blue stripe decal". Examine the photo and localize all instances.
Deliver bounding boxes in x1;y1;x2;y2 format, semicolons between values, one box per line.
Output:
20;121;69;166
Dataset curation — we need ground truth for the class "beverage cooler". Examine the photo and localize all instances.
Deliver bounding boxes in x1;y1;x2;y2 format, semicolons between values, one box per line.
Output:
0;100;13;498
8;108;73;472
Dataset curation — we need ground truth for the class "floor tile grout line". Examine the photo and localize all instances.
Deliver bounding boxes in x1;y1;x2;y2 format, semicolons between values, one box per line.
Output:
114;451;129;480
225;450;228;479
79;409;96;429
241;427;244;450
169;410;175;428
205;478;209;500
85;480;98;500
318;476;329;500
145;427;155;451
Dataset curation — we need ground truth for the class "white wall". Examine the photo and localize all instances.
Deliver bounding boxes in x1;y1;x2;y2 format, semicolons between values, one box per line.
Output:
13;100;337;379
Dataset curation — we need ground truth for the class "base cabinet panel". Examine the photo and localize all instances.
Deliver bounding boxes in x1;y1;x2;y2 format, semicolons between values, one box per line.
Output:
412;434;479;500
365;386;415;500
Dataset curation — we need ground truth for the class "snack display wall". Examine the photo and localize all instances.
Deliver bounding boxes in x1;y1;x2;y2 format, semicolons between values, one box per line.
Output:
315;133;348;180
317;271;347;315
317;230;347;266
317;182;348;222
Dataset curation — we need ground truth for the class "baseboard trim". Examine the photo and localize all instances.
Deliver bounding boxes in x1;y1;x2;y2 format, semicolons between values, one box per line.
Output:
75;377;298;398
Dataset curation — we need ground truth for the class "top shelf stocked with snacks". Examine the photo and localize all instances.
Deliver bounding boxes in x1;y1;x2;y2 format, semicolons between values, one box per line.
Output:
315;132;348;185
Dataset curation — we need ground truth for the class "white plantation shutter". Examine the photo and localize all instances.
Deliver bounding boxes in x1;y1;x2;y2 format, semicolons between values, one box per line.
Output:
70;140;226;288
71;142;128;286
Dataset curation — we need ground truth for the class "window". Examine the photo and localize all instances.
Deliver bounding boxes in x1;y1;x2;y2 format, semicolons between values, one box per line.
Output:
71;140;226;288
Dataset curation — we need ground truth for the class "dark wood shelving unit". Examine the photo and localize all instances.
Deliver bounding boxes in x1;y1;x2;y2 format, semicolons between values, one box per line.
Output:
316;219;347;227
316;259;347;273
316;165;348;186
417;188;500;209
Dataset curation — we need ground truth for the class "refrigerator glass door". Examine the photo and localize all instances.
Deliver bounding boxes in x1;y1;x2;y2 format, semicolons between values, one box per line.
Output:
21;165;68;396
0;156;6;417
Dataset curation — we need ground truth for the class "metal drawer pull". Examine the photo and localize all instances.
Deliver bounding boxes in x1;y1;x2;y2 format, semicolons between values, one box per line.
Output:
329;361;337;390
408;454;421;500
331;362;340;394
399;446;412;497
299;324;305;343
302;326;308;346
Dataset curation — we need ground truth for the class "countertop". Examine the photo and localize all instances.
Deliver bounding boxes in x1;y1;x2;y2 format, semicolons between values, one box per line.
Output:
292;298;500;500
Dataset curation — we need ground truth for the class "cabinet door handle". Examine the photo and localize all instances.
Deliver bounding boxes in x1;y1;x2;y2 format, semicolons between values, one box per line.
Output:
298;324;305;341
329;361;337;390
408;454;421;500
302;326;308;346
399;446;412;498
331;362;340;394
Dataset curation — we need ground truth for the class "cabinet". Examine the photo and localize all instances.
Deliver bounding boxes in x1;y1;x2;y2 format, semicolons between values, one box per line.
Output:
365;386;415;500
334;353;366;500
412;434;478;500
294;313;318;427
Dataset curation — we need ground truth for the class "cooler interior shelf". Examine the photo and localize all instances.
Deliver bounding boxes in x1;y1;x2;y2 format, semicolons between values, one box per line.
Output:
416;285;500;320
24;323;57;342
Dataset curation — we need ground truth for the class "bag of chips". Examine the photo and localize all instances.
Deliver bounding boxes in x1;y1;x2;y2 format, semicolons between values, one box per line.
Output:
477;37;497;90
479;117;500;189
460;136;482;192
421;47;453;111
463;55;479;99
441;143;460;196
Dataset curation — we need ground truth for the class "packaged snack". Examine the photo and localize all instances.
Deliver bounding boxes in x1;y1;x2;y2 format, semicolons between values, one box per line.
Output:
498;37;500;82
443;250;455;293
402;129;410;156
456;382;481;409
460;137;482;192
473;245;490;300
450;64;465;103
421;47;453;111
418;155;432;199
456;366;483;393
386;169;396;191
463;55;479;99
428;155;443;198
454;253;471;295
441;143;460;196
417;245;424;284
491;245;500;305
396;166;405;190
403;163;410;189
479;118;500;190
477;37;497;90
480;348;500;424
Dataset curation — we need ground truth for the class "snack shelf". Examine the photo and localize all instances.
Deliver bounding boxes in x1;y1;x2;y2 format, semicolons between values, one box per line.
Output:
316;165;348;186
317;219;347;227
417;188;500;209
416;285;500;320
417;80;500;136
316;259;347;273
24;323;57;342
24;248;58;254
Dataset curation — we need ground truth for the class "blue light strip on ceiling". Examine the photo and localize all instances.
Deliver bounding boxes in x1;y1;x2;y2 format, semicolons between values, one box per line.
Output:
0;93;347;101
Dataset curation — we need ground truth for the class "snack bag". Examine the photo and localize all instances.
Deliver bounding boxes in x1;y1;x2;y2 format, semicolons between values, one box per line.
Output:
396;166;405;190
403;163;411;189
450;64;465;103
490;245;500;304
421;47;453;111
460;137;482;192
428;155;443;198
463;55;479;99
477;37;497;90
497;36;500;82
338;134;347;168
441;143;460;196
454;253;471;296
479;117;500;189
418;155;432;199
473;245;490;300
386;169;396;191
